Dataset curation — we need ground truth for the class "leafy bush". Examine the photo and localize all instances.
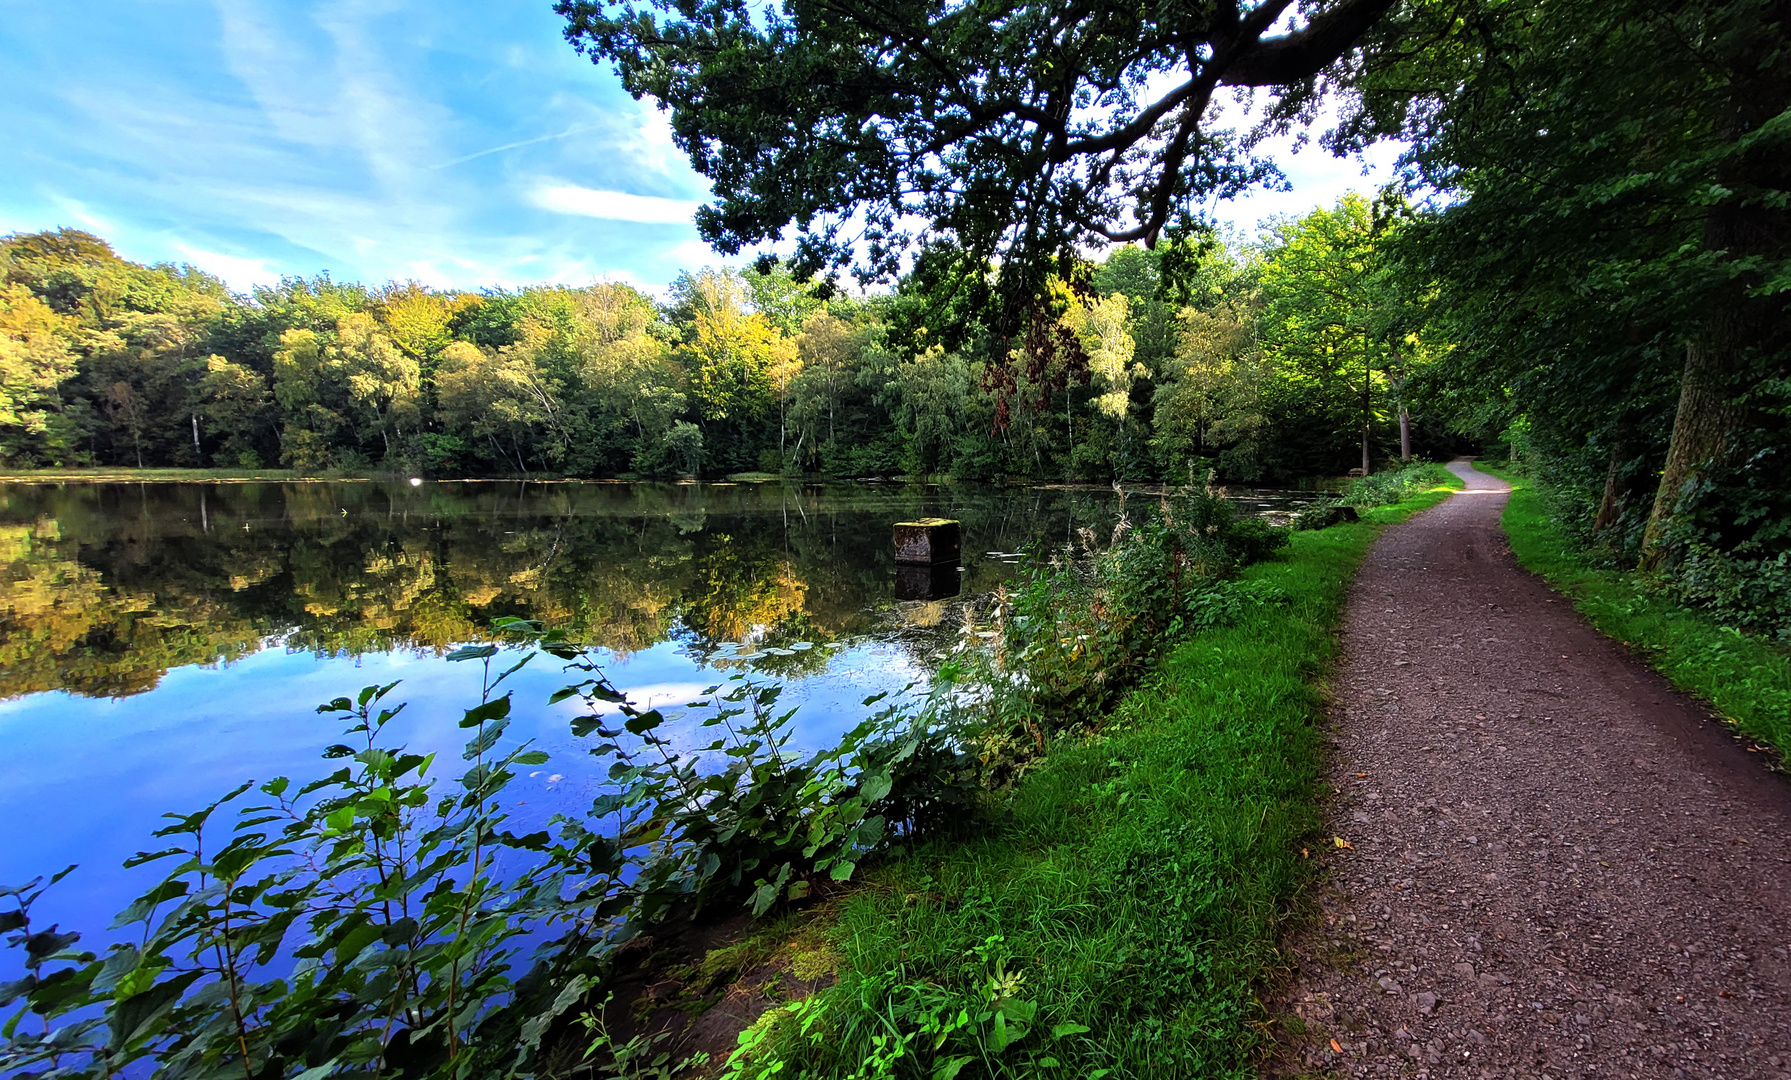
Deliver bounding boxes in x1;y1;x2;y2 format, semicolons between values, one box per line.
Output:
2;652;588;1080
962;483;1287;758
1338;460;1455;509
1673;543;1791;641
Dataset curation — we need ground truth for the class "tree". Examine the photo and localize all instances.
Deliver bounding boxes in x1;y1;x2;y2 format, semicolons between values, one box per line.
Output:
435;338;566;473
1357;0;1790;570
673;269;794;470
335;313;422;460
196;356;269;466
0;284;78;463
559;0;1402;315
1151;299;1266;476
1255;195;1388;475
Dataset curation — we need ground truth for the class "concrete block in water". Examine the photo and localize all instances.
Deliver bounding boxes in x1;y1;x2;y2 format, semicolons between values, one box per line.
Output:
893;518;961;565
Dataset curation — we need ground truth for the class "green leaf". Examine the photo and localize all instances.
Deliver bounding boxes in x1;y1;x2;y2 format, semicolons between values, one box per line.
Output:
933;1056;973;1080
829;860;856;881
1051;1022;1092;1038
445;643;498;662
460;695;512;727
623;709;664;735
513;750;550;765
859;770;894;805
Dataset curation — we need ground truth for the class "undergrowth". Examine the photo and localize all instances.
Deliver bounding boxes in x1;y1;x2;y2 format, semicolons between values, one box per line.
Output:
718;475;1464;1079
1479;463;1791;764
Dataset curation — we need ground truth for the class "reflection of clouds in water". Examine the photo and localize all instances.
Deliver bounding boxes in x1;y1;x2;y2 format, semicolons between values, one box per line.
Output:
0;631;929;965
0;479;1309;970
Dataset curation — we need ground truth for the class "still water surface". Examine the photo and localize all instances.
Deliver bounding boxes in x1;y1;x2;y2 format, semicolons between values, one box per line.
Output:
0;479;1315;949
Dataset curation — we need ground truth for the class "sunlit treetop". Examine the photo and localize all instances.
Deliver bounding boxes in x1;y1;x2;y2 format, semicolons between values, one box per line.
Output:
558;0;1400;321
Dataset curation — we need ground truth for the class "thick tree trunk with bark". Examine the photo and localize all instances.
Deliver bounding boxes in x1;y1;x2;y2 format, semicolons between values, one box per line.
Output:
1640;12;1789;570
1639;331;1749;568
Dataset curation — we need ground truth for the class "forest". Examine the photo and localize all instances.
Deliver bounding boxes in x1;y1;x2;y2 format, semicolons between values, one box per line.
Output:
0;196;1457;488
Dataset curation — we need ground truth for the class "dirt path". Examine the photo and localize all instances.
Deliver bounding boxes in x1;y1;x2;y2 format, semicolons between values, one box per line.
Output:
1277;460;1791;1080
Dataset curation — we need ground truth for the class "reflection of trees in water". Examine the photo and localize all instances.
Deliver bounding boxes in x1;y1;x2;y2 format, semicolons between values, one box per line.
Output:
0;481;1123;700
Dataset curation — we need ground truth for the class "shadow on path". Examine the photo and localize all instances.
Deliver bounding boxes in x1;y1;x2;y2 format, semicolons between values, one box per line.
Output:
1274;459;1791;1080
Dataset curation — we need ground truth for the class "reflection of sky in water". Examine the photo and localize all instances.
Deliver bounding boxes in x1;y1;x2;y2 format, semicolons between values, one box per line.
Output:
0;635;925;956
0;479;1319;966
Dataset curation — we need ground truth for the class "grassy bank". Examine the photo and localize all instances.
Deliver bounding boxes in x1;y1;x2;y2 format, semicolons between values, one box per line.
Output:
0;466;312;482
1479;464;1791;764
723;474;1463;1079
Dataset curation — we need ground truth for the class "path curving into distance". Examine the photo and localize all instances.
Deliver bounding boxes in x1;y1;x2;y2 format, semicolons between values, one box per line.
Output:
1276;459;1791;1080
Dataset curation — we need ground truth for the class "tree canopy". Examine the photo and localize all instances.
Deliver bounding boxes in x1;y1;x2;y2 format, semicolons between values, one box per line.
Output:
557;0;1399;314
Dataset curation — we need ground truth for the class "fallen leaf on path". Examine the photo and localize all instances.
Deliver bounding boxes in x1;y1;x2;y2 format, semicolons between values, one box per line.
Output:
1333;836;1355;850
1330;1039;1343;1054
1355;772;1368;778
1301;848;1310;858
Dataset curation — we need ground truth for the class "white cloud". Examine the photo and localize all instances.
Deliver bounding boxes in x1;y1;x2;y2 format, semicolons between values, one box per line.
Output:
530;183;703;225
47;195;118;235
172;244;284;290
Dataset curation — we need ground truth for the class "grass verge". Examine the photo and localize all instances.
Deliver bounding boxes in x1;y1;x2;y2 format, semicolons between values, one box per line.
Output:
1478;464;1791;764
723;475;1463;1079
0;467;313;482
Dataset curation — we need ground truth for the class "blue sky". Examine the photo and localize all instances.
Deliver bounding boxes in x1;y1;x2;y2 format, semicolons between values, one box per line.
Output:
0;0;1399;295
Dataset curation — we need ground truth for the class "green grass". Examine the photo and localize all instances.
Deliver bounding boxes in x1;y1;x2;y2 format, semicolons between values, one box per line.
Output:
726;476;1464;1079
1478;464;1791;763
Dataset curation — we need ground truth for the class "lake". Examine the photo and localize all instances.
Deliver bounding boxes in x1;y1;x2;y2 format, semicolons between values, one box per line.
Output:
0;478;1316;952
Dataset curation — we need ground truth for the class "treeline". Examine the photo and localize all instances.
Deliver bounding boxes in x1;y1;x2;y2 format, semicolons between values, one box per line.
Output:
0;205;1463;482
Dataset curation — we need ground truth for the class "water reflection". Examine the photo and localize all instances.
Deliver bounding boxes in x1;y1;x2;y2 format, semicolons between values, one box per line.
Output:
0;480;1131;700
0;479;1316;949
895;562;963;601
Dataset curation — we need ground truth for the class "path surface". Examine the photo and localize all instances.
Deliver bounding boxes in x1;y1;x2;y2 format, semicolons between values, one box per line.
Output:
1277;460;1791;1080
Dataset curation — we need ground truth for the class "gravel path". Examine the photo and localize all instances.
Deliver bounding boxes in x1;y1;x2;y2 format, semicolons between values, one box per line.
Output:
1276;460;1791;1080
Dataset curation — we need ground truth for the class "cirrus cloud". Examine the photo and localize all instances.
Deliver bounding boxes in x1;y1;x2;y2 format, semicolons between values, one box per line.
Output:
530;183;703;226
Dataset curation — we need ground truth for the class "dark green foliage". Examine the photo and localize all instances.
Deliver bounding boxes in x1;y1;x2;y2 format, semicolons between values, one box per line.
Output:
1354;0;1791;625
555;0;1394;330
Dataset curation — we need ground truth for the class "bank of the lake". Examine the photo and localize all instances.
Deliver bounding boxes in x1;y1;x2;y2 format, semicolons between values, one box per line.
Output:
0;471;1442;1079
1477;463;1791;764
694;470;1465;1079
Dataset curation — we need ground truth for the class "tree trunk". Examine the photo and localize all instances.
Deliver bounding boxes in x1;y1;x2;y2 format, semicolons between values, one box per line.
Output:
1641;14;1791;570
192;413;202;460
1639;329;1749;568
1399;406;1410;462
1593;443;1625;533
1361;330;1372;477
